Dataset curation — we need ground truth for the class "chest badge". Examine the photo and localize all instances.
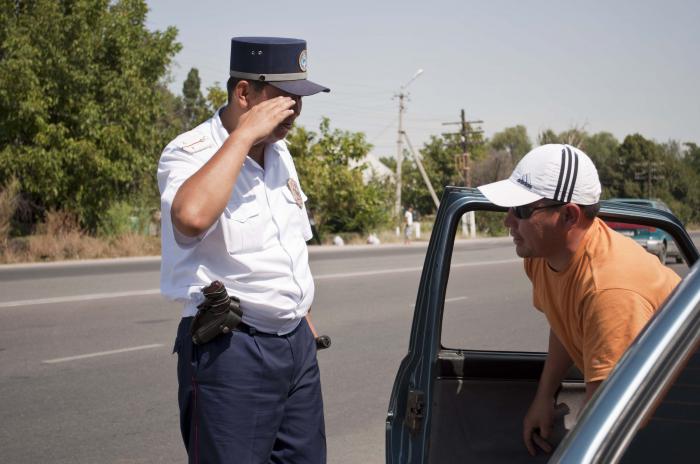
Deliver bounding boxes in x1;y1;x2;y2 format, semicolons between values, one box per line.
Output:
287;178;304;209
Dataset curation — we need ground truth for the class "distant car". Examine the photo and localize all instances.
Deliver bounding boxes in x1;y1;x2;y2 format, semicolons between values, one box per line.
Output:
605;198;683;264
386;188;700;463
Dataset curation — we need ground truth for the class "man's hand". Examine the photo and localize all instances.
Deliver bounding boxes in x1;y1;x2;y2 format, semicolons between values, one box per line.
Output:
521;330;573;456
235;96;296;146
523;393;555;456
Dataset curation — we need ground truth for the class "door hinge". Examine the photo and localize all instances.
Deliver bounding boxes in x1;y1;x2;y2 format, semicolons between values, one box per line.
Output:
405;389;425;435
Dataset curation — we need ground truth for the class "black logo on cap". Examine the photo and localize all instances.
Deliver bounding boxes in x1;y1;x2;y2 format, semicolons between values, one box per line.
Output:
517;174;532;189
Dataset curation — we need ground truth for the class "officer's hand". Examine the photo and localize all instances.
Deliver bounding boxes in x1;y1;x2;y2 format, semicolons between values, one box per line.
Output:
236;96;296;145
522;393;555;456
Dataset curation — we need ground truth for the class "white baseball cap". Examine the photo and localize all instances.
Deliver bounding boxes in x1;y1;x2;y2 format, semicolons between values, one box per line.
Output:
477;144;601;207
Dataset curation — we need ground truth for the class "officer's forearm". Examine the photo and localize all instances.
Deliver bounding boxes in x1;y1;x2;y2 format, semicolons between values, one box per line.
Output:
305;314;319;338
172;130;255;237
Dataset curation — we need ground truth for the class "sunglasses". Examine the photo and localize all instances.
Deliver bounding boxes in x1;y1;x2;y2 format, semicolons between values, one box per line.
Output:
510;202;566;220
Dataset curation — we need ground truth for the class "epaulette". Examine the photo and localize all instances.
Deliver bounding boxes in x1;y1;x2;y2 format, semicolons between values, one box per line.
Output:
178;131;213;154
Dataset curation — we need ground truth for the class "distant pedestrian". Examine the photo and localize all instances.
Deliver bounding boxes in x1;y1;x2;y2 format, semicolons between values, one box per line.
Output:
403;207;414;244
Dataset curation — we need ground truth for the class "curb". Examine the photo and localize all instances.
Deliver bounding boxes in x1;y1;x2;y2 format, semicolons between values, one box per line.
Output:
0;236;514;270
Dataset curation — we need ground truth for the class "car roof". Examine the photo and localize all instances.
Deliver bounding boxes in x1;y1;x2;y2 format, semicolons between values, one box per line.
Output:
607;198;671;212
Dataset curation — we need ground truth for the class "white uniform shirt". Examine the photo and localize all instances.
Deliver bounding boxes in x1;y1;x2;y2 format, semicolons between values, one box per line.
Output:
157;109;314;335
404;210;413;226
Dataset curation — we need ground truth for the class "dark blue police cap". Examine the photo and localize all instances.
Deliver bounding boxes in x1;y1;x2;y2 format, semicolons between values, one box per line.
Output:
230;37;330;97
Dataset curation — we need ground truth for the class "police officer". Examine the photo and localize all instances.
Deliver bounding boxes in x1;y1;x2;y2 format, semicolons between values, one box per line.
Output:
158;37;329;463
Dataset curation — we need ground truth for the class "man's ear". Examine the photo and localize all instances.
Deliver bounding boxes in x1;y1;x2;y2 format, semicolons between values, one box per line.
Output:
561;203;582;229
233;80;252;110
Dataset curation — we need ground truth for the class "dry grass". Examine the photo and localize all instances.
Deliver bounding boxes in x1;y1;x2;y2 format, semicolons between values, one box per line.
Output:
110;233;161;257
0;232;161;264
0;209;161;264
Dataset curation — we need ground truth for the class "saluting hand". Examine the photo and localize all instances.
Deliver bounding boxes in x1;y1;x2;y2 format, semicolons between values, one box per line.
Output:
235;96;296;145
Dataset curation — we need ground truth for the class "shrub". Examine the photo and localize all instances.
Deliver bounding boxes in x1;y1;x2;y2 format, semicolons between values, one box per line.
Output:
98;202;133;237
0;177;19;245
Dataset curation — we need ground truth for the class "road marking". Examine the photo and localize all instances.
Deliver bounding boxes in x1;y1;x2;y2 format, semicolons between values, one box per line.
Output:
410;296;468;307
0;289;161;308
42;344;164;364
315;258;520;280
1;259;520;308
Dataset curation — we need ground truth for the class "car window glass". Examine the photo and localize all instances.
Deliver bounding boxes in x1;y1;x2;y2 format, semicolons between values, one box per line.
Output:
441;212;687;351
441;211;549;352
604;221;687;267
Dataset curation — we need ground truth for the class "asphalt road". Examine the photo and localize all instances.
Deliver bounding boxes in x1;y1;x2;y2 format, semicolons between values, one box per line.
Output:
0;238;692;464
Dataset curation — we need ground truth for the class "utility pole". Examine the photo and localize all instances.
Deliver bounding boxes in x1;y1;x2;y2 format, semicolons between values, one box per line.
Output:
633;160;664;198
402;132;440;208
442;109;483;238
395;92;405;220
394;69;423;231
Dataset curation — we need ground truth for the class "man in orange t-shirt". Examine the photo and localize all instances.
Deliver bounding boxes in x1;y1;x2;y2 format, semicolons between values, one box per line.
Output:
478;144;680;457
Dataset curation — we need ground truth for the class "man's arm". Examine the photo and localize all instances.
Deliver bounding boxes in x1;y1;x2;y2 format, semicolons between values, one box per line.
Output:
171;97;295;237
585;381;602;403
523;329;573;456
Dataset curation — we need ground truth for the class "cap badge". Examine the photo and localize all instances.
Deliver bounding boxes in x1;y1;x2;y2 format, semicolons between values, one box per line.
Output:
516;174;533;190
287;178;304;209
298;49;307;72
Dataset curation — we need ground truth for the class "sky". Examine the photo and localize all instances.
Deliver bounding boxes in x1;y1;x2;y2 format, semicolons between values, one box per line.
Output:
146;0;700;162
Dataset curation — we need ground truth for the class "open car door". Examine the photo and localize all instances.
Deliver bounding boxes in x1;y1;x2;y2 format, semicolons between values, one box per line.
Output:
386;187;699;464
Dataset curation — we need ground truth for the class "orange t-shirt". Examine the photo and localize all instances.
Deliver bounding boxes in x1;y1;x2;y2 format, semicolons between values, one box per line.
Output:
525;218;681;382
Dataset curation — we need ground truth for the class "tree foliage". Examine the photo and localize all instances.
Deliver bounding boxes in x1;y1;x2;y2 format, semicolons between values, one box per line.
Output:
490;125;532;164
2;0;700;243
380;130;489;217
0;0;180;231
206;82;228;112
181;67;209;129
288;118;393;237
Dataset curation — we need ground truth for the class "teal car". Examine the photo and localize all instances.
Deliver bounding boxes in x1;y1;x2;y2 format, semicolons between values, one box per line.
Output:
605;198;683;264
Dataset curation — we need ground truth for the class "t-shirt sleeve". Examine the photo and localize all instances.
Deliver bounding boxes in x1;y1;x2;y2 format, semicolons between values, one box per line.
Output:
582;289;655;382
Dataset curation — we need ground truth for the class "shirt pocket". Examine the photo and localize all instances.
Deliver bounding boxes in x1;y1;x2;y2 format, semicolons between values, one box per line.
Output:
281;186;313;241
222;199;263;253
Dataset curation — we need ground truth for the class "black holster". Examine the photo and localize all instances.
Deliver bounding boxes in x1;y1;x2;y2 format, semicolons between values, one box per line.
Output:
190;281;243;345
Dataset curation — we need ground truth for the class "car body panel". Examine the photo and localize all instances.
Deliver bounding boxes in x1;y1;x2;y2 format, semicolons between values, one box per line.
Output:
386;187;699;464
605;198;682;263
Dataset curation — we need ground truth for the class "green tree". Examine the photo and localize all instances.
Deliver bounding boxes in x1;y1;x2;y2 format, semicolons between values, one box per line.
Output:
380;133;464;217
288;118;393;236
206;82;228;112
489;125;532;163
538;127;588;147
682;142;700;173
583;132;619;198
675;143;700;223
613;134;663;198
182;67;209;129
0;0;181;231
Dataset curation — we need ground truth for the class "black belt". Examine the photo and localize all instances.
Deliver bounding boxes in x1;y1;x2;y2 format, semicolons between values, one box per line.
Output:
233;321;267;336
183;316;298;338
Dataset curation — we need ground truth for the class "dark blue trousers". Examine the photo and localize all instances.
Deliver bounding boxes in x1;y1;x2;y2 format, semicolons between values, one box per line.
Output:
174;317;326;464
